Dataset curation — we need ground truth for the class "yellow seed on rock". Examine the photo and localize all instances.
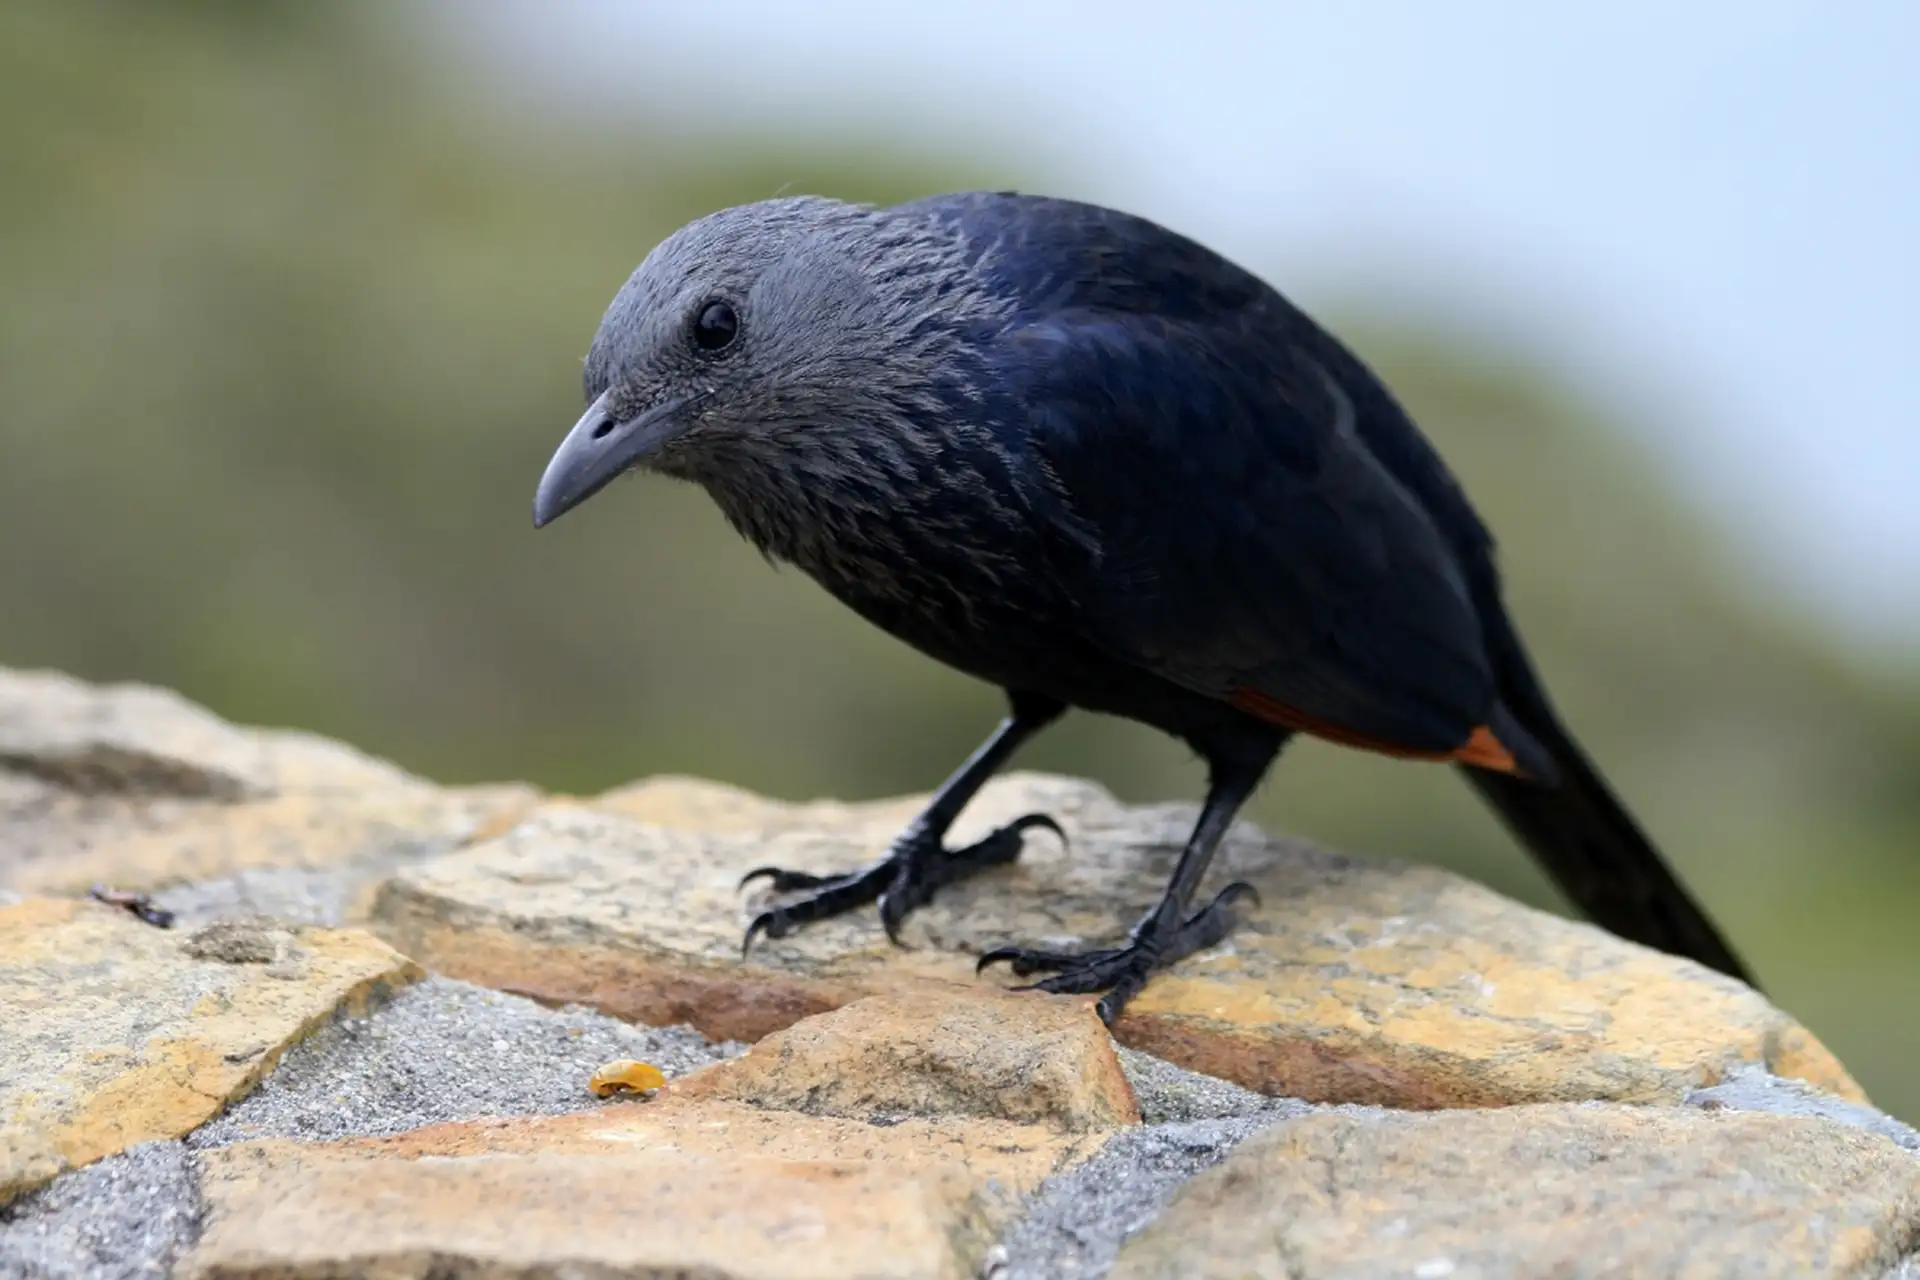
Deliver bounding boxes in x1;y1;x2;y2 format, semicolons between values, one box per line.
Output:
589;1059;666;1098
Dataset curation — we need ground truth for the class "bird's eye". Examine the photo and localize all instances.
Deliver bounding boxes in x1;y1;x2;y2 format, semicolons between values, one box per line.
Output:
691;300;739;353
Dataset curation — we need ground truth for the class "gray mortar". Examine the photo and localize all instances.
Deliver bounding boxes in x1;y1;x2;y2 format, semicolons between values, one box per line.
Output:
191;976;744;1147
990;1046;1327;1279
992;1109;1323;1279
1115;1046;1290;1124
0;1142;199;1280
1687;1065;1920;1153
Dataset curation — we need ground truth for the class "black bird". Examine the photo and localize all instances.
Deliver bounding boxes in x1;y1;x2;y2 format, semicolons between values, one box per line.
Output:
533;192;1752;1022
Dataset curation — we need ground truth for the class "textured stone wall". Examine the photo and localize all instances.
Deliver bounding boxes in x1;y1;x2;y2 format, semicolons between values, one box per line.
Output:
2;666;1915;1277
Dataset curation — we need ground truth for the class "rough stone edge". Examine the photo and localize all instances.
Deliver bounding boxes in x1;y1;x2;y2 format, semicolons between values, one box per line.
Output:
1;930;422;1208
4;995;1914;1280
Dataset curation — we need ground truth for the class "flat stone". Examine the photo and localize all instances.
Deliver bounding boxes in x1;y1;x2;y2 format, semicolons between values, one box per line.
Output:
673;989;1141;1131
0;667;414;800
0;666;540;903
4;784;537;901
0;897;420;1205
185;1096;1109;1280
2;769;215;889
1110;1103;1920;1279
373;774;1862;1108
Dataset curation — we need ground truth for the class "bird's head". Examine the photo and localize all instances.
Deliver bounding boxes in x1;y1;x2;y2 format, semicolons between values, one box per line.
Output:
531;195;1001;530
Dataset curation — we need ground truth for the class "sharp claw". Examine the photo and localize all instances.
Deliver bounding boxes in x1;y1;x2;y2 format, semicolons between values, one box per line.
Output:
878;892;908;948
741;910;780;959
975;946;1022;974
1215;880;1261;912
740;865;844;895
976;947;1078;978
738;866;783;892
1007;812;1068;849
973;884;1257;1020
739;813;1071;961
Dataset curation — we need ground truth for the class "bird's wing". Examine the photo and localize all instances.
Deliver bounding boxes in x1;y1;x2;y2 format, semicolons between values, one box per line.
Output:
1008;306;1504;761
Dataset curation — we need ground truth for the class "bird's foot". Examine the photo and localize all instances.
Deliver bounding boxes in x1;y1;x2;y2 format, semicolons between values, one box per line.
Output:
976;882;1259;1024
739;813;1063;954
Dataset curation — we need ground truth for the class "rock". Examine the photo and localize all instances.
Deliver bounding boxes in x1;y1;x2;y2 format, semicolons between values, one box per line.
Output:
673;989;1140;1131
1109;1103;1920;1279
5;785;537;902
4;667;1907;1277
184;1096;1111;1280
191;1147;994;1280
0;897;420;1205
1689;1064;1920;1153
2;767;211;891
0;666;540;909
181;918;300;965
373;776;1862;1108
0;667;414;800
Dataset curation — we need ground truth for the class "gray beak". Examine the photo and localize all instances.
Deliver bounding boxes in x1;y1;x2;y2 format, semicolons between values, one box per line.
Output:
532;391;690;529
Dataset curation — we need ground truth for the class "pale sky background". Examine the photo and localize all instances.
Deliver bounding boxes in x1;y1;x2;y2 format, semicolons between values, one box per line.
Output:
433;0;1918;660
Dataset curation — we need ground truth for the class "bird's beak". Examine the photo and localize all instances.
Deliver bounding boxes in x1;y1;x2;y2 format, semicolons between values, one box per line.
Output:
532;391;691;529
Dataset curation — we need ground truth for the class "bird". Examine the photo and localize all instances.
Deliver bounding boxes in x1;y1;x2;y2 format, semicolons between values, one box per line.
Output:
531;190;1753;1024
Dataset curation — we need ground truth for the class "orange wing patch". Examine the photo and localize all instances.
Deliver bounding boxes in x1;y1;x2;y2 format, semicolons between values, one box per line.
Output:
1229;687;1520;774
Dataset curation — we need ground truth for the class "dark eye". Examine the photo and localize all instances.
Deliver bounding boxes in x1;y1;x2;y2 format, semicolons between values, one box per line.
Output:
691;299;739;352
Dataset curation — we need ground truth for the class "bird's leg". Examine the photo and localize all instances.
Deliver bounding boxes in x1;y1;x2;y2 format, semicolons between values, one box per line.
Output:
741;692;1066;954
977;752;1270;1024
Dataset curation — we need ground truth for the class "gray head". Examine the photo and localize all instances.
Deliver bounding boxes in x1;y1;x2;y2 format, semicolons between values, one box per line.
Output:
531;195;1010;538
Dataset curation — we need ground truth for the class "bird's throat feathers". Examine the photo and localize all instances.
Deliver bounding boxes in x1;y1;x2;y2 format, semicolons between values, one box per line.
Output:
691;394;1035;617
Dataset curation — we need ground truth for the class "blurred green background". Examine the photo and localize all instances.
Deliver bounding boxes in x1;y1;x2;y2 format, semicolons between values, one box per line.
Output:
3;3;1914;1118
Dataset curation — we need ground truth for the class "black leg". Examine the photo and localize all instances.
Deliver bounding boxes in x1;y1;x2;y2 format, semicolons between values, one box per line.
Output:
741;690;1066;954
978;746;1275;1024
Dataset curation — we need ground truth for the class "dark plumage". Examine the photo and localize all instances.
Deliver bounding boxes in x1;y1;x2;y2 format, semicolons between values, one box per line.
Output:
533;191;1753;1022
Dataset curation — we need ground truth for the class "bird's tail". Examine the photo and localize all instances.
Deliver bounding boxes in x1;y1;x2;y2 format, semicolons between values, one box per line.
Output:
1462;618;1755;988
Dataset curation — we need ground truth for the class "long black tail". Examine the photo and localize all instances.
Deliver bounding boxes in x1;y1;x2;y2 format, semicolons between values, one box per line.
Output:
1463;617;1755;988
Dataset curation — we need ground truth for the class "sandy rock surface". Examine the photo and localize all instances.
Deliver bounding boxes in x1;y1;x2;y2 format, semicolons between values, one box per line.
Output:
2;667;1913;1279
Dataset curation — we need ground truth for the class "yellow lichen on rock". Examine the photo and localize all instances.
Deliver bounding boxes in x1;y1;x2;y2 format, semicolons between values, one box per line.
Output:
373;775;1864;1110
0;898;421;1205
1111;1103;1920;1278
671;988;1142;1131
185;1095;1108;1280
